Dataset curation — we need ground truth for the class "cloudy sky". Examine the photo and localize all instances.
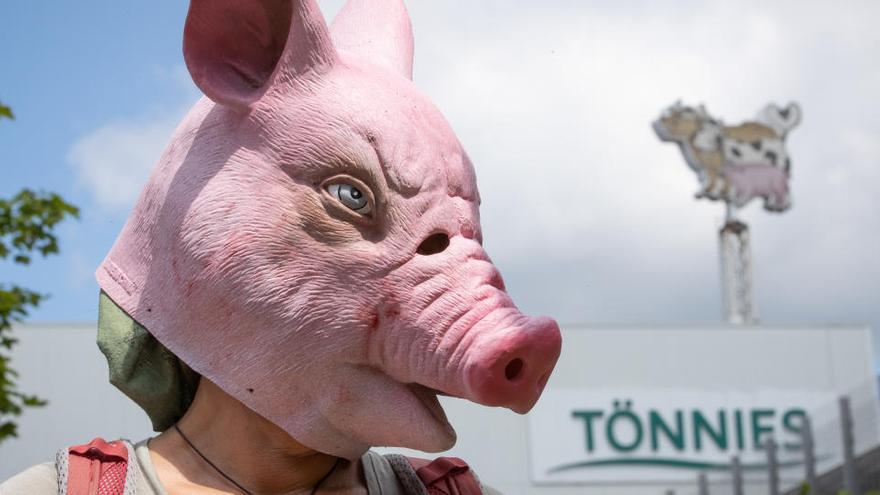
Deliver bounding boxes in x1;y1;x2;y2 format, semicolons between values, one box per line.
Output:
1;1;878;369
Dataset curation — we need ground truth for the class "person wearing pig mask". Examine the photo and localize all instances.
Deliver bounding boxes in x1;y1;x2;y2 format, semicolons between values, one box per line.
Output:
0;0;562;493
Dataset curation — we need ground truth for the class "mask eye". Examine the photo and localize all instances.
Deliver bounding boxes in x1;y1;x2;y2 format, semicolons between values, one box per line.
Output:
326;183;372;214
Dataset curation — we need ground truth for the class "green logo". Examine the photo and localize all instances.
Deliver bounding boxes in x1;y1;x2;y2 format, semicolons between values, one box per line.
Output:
549;399;811;473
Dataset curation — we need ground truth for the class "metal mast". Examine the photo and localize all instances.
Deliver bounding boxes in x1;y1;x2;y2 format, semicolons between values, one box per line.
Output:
719;206;755;324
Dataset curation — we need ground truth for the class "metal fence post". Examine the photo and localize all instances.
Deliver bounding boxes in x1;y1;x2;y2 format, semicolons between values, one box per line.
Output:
802;414;817;491
698;472;709;495
767;438;780;495
731;455;744;495
839;396;859;495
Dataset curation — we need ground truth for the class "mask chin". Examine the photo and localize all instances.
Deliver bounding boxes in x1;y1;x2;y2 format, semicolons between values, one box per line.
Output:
407;383;457;450
277;364;457;457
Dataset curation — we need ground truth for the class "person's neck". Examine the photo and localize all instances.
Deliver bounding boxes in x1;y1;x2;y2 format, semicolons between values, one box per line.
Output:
149;378;363;494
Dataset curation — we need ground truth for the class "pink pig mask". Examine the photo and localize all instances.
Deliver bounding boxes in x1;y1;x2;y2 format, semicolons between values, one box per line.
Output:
97;0;561;459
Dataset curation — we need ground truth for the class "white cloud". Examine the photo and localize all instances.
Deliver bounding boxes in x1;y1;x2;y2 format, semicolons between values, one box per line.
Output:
68;63;198;211
68;114;184;209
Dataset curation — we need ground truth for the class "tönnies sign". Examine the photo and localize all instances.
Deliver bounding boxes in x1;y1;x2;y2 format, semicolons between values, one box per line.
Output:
528;388;835;483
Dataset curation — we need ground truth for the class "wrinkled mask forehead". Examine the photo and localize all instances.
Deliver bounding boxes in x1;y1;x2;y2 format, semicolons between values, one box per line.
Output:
250;67;480;207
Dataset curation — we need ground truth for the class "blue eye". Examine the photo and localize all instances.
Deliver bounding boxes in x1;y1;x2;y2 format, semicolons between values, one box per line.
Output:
326;183;371;214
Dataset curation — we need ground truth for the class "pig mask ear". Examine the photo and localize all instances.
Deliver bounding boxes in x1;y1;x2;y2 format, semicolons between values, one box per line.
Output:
330;0;415;79
184;0;337;109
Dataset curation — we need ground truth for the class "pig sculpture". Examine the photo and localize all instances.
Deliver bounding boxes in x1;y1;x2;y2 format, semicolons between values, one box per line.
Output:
653;101;801;212
95;0;562;461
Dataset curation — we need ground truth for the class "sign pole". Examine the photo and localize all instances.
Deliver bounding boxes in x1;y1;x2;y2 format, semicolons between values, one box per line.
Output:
719;215;755;324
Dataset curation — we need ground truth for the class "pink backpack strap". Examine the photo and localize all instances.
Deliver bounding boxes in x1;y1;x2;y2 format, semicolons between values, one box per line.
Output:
404;456;483;495
64;438;129;495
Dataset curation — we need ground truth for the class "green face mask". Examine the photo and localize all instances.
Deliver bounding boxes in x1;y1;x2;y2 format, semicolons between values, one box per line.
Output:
97;291;200;431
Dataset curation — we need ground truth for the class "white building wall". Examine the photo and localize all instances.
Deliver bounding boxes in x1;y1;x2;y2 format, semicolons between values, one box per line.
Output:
0;324;154;479
1;324;877;495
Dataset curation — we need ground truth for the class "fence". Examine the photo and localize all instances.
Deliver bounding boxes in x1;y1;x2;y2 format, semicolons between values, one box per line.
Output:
664;379;880;495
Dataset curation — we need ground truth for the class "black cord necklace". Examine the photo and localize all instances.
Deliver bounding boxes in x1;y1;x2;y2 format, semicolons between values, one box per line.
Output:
174;423;341;495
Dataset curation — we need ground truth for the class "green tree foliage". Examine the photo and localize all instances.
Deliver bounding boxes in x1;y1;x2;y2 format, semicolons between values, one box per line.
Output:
0;102;79;443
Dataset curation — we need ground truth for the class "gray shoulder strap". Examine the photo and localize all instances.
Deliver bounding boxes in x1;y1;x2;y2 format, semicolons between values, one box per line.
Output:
54;446;69;495
383;454;428;495
360;451;422;495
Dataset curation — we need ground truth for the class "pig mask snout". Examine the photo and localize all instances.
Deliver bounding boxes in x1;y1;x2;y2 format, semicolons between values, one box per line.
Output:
377;234;562;416
463;314;561;413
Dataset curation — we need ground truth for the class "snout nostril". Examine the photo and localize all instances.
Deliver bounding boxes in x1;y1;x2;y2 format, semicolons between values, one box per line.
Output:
417;233;450;256
504;358;524;381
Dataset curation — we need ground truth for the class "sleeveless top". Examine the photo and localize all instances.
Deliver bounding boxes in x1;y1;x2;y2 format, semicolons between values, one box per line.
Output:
0;438;498;495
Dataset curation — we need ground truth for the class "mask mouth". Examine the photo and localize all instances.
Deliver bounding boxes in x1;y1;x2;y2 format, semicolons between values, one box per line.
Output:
421;385;460;399
408;383;455;432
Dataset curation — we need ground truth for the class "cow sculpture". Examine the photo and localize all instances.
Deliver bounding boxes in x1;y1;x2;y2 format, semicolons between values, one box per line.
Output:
653;101;801;212
91;0;562;463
